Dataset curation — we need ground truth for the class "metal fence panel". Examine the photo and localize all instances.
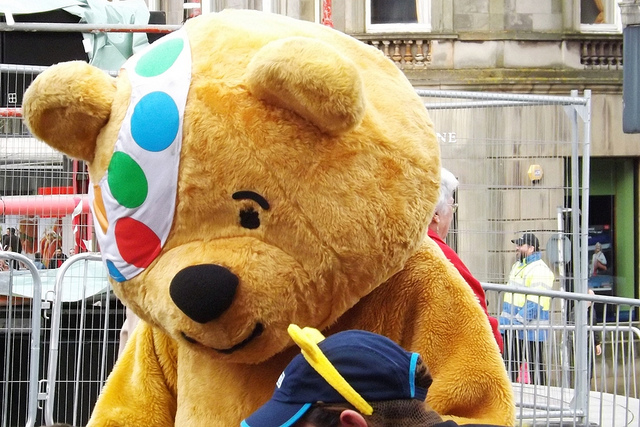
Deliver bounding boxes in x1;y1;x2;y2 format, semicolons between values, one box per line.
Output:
484;283;640;426
420;89;590;290
419;89;619;425
41;254;125;427
1;252;123;427
0;253;41;427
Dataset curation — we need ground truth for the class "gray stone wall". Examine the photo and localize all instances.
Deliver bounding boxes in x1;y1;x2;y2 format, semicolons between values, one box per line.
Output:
428;100;573;284
448;0;564;33
590;94;640;156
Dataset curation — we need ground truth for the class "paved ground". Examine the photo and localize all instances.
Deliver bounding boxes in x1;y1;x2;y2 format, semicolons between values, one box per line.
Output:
513;383;640;426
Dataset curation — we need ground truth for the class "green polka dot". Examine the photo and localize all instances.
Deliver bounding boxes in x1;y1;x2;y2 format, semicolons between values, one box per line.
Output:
135;38;184;77
108;152;148;209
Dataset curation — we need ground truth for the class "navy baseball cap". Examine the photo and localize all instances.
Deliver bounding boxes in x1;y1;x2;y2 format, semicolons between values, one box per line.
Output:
511;232;540;251
241;325;427;427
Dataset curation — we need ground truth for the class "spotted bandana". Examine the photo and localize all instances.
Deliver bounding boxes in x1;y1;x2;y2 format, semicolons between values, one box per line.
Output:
90;28;192;282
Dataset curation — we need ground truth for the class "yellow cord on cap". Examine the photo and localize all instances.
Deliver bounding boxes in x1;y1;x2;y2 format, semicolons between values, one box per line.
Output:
287;324;374;416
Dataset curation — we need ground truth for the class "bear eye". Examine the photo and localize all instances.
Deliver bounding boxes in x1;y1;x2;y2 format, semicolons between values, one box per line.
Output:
239;207;260;229
232;190;270;230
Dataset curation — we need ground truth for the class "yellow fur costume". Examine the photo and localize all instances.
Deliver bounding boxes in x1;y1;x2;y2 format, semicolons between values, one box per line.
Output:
23;10;514;426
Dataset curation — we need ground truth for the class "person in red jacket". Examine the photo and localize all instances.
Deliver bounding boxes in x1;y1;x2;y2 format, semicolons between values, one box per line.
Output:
428;168;503;352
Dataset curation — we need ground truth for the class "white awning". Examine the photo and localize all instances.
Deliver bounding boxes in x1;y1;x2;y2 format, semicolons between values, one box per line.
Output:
0;136;63;168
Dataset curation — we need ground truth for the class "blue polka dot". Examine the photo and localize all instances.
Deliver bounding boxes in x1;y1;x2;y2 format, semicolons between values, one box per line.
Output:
107;260;127;282
131;92;179;152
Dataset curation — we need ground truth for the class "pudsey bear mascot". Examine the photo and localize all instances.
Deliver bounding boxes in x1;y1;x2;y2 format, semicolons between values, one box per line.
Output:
23;9;514;427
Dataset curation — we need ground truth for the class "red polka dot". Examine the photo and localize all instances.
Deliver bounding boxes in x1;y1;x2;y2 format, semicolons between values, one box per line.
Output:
114;218;161;268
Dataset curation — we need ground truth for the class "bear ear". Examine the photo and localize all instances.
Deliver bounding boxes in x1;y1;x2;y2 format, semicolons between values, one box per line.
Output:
23;61;116;162
246;37;366;136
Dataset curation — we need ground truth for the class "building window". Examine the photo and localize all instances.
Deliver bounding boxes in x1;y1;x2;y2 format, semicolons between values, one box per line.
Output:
366;0;431;33
580;0;622;32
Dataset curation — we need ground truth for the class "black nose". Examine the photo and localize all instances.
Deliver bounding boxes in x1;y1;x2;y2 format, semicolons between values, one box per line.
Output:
169;264;239;324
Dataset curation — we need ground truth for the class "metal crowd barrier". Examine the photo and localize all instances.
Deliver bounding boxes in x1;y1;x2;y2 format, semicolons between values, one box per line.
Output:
484;282;640;426
0;253;125;427
0;252;41;427
40;253;123;427
40;253;125;427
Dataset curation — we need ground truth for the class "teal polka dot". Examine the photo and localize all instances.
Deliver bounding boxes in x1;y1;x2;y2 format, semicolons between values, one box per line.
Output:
135;38;184;77
108;152;148;209
131;92;179;152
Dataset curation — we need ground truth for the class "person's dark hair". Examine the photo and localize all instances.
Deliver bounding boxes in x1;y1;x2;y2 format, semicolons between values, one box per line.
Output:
301;403;356;427
301;399;442;427
414;355;433;390
34;252;42;261
298;357;441;427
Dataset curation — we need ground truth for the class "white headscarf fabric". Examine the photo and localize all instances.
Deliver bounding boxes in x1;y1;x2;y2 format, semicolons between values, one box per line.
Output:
90;28;191;282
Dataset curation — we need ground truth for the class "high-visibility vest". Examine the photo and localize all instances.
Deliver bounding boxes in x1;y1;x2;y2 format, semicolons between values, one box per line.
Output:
500;258;555;341
503;259;554;311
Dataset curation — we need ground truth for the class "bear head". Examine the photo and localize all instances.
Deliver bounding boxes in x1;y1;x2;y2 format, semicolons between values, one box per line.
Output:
23;9;440;364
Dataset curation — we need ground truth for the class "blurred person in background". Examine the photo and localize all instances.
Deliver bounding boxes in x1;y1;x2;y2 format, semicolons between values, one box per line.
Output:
33;252;46;269
427;168;503;352
2;227;23;269
48;247;68;269
587;288;602;385
499;233;554;385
